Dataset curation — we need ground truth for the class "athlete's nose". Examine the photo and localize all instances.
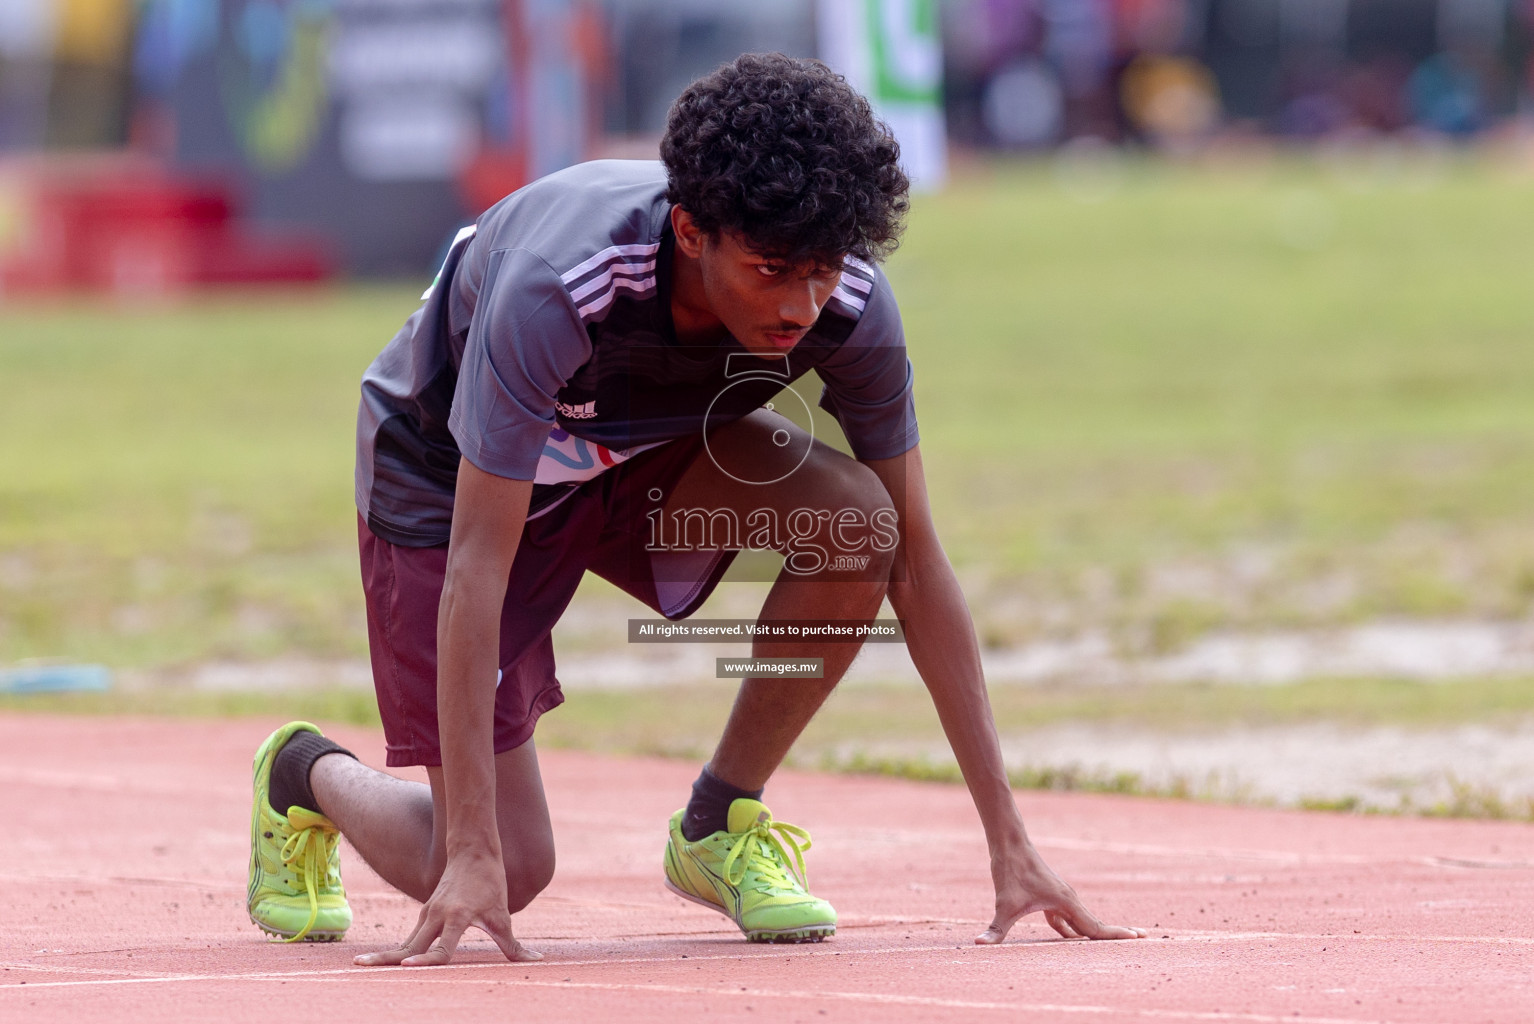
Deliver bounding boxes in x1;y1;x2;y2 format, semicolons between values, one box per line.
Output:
779;281;821;329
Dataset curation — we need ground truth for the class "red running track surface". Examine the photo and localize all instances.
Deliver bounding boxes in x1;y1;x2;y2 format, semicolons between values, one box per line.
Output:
2;714;1530;1023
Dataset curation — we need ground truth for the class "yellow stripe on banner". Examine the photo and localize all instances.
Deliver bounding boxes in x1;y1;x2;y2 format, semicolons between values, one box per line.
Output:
54;0;134;65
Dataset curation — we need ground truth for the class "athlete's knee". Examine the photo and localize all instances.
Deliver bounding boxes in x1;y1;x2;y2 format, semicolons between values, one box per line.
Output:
504;840;556;913
805;455;893;520
817;458;898;575
811;452;878;503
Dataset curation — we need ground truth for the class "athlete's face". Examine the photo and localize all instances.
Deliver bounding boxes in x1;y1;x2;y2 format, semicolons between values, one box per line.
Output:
671;207;842;356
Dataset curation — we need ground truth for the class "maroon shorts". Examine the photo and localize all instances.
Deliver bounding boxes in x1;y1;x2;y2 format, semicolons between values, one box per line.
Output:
359;437;734;767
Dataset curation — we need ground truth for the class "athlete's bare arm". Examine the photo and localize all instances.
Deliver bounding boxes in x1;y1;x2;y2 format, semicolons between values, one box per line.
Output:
355;458;540;968
864;444;1147;945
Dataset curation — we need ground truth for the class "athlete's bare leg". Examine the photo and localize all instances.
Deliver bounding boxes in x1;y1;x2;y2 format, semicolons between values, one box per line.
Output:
309;739;555;911
706;571;888;789
661;408;899;790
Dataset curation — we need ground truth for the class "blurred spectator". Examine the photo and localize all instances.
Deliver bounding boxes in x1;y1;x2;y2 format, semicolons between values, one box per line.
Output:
0;0;133;151
1340;57;1413;133
604;0;814;134
1409;50;1488;134
1121;54;1221;145
0;0;54;150
939;0;1530;148
941;0;1048;145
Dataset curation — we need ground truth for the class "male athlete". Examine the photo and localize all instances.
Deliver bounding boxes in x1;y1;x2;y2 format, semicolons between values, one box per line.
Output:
246;53;1145;964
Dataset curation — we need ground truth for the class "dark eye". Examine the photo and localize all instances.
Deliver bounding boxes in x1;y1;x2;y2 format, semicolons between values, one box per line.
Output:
756;264;785;278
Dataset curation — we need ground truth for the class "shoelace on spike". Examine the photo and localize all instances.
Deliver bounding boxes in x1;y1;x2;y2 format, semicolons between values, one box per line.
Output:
721;818;813;891
278;824;335;942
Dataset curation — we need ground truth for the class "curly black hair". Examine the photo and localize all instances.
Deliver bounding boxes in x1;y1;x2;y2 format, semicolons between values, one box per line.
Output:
660;52;910;266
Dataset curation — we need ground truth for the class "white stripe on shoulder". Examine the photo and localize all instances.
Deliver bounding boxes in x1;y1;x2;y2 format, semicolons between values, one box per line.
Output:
829;284;868;314
421;224;477;300
837;271;873;296
844;255;875;275
560;241;662;286
577;275;658;319
569;258;657;304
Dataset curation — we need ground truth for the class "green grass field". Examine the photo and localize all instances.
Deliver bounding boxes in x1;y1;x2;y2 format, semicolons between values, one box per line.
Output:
898;156;1534;651
4;152;1534;706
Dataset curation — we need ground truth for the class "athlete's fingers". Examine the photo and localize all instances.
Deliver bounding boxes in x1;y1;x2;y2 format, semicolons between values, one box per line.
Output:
404;901;432;939
977;903;1145;946
396;941;453;967
356;940;430;967
480;909;542;963
1059;901;1146;941
401;922;465;967
975;908;1021;945
1046;911;1081;939
1077;921;1148;940
382;904;435;956
1062;899;1104;936
355;905;446;966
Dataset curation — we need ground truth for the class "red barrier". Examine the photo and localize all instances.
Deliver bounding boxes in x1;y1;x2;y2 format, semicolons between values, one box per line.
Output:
0;156;333;296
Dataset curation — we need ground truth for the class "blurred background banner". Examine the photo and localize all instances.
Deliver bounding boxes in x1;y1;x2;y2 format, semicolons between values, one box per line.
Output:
818;0;950;190
0;0;1531;283
130;0;603;276
0;0;606;285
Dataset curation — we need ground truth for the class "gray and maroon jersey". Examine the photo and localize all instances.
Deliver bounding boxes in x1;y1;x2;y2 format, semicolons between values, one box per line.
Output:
355;160;918;547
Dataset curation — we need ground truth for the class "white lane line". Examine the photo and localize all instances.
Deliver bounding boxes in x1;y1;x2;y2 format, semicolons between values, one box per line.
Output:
0;966;1409;1024
0;873;242;893
0;962;181;979
3;926;1527;986
3;923;1526;989
1171;930;1534;946
5;947;978;985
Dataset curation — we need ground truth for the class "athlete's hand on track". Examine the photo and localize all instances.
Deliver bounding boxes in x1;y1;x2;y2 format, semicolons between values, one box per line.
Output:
977;845;1147;945
354;851;541;967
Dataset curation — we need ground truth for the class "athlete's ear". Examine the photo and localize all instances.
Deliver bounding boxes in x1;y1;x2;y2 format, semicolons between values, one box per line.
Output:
672;206;707;259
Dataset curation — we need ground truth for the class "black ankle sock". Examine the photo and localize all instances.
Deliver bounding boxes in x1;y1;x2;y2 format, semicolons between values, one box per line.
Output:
681;766;764;841
269;731;356;817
